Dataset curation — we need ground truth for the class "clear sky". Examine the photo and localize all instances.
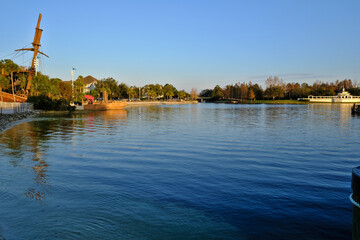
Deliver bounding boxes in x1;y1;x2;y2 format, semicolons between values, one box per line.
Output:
1;0;359;91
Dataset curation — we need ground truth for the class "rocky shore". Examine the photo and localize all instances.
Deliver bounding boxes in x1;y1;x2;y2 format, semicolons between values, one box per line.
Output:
0;111;38;132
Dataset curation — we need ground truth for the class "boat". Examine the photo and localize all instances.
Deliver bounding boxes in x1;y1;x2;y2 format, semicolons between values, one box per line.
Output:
298;88;360;103
82;91;126;110
83;101;126;110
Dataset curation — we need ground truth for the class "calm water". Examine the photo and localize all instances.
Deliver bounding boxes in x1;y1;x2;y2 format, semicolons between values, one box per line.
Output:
0;103;359;239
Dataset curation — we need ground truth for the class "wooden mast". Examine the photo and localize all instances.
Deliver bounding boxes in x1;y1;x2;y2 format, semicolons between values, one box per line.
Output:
14;13;49;94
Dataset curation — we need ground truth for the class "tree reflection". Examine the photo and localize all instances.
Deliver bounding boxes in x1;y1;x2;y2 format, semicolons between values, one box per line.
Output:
0;117;75;201
25;188;46;201
0;111;128;201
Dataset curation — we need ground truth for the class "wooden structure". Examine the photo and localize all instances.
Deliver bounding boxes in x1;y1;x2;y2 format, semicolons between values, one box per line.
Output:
15;13;49;92
83;91;127;110
83;101;127;111
1;13;48;102
0;91;27;102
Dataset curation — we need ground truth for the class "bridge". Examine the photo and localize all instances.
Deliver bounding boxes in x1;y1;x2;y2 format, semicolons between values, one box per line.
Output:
196;97;212;102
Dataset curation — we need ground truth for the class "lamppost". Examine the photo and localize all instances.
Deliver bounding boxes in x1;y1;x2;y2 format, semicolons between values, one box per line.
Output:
71;67;76;98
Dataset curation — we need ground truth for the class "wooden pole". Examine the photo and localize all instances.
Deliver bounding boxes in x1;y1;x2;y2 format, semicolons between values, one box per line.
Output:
11;72;15;102
26;13;43;91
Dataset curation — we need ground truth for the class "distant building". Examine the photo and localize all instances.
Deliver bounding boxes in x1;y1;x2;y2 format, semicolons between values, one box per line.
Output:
82;75;98;93
62;75;98;93
298;88;360;103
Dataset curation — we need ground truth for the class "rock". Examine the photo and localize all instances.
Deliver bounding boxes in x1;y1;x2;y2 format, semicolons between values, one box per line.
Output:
0;110;37;132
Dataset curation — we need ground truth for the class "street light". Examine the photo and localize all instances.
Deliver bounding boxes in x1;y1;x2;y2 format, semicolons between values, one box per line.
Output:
71;67;76;98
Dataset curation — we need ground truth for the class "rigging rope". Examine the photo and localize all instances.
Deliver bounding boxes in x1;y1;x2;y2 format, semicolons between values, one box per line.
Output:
40;46;46;74
1;43;32;59
0;52;17;60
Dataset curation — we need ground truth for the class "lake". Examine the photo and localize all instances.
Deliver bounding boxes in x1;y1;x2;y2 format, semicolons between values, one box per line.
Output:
0;103;358;239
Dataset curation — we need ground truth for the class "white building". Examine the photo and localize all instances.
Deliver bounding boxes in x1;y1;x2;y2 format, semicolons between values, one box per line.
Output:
82;76;98;93
299;88;360;103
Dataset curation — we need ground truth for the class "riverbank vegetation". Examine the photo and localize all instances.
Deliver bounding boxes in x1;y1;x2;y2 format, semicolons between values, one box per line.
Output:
27;95;75;111
0;59;199;110
200;76;360;102
2;58;359;107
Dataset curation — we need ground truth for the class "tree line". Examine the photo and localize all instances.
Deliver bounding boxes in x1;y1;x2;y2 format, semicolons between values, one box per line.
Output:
0;59;199;102
2;58;359;103
200;76;360;101
89;79;199;101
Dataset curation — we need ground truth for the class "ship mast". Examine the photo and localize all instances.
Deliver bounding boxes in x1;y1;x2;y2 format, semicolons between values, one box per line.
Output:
14;13;49;94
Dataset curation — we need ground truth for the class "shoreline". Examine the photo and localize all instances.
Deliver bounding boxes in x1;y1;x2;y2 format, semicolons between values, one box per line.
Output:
0;111;39;133
124;100;198;108
212;99;360;105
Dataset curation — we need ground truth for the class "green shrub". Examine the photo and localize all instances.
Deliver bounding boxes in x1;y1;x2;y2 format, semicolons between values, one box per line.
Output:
27;95;75;111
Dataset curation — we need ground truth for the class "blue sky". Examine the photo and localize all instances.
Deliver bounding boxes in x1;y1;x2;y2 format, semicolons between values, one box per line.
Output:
1;0;359;91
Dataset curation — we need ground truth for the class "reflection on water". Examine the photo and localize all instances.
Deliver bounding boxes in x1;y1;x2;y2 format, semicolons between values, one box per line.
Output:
0;105;359;239
1;121;51;201
26;145;48;200
0;110;128;201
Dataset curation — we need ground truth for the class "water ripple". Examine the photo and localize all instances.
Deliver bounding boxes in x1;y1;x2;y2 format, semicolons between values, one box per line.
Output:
0;104;358;239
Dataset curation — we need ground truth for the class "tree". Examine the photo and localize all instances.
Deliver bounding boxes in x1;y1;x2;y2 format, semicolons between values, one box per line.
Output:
0;59;19;75
212;85;224;100
130;86;141;98
199;89;213;97
88;89;100;99
190;88;198;100
118;83;129;99
264;86;284;100
154;84;163;98
94;78;127;99
0;75;10;102
349;87;360;96
240;83;248;101
49;78;62;99
32;74;51;96
59;81;72;101
148;89;157;100
163;84;174;100
127;87;136;100
264;76;285;100
250;84;263;100
74;77;85;102
178;90;186;100
248;89;255;101
104;78;120;98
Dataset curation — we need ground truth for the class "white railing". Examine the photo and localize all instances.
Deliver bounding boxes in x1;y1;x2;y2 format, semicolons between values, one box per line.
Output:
308;95;360;99
0;102;33;114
